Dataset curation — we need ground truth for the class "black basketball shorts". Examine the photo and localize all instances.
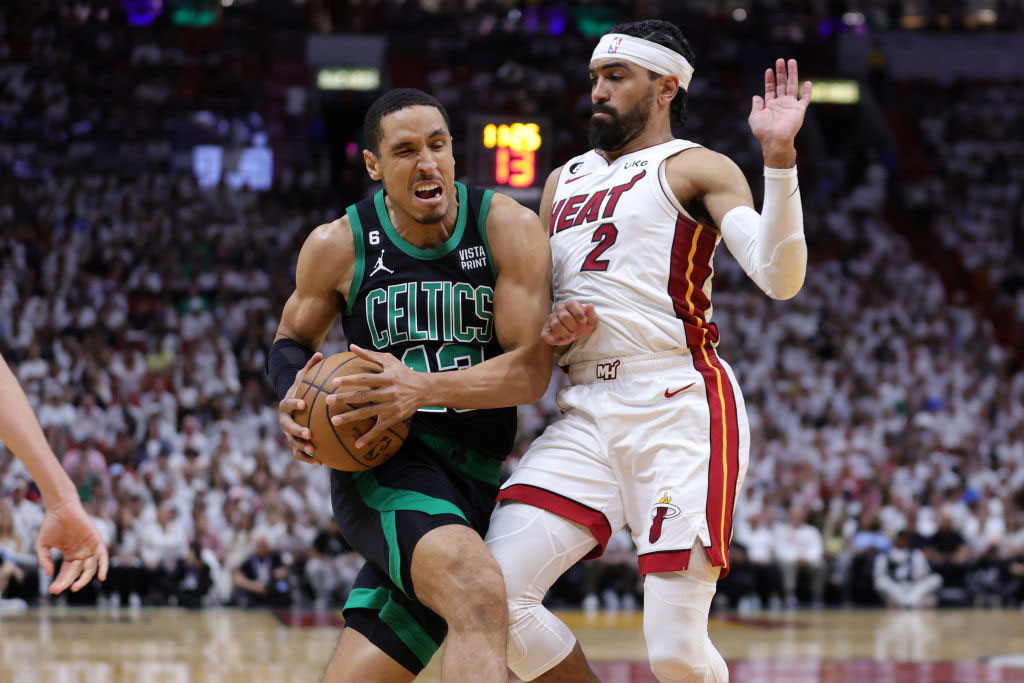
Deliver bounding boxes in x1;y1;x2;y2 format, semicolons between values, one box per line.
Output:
331;432;500;674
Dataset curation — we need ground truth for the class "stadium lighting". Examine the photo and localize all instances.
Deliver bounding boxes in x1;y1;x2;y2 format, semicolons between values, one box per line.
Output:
804;79;860;105
316;67;382;92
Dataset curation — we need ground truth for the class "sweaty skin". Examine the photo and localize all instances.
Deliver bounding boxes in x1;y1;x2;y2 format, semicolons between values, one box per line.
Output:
275;106;552;459
273;103;552;683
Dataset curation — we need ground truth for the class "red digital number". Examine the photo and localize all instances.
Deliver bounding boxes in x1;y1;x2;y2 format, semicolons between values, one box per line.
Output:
494;149;536;188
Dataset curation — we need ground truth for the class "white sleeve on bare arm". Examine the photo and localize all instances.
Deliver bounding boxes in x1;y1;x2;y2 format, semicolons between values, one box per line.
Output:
720;165;807;300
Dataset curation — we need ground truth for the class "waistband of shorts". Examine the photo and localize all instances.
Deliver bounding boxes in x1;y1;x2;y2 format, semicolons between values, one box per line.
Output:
566;348;692;385
411;431;502;486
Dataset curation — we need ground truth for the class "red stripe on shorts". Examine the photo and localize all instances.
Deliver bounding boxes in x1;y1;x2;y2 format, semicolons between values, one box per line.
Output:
497;484;611;560
692;345;741;579
638;549;691;576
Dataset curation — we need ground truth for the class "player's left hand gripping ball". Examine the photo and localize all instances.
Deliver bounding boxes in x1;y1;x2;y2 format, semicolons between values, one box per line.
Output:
327;345;425;450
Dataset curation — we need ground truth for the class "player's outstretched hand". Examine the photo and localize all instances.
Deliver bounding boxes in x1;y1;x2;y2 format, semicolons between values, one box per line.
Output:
542;300;598;346
278;352;324;466
36;498;109;593
749;58;812;163
328;345;426;449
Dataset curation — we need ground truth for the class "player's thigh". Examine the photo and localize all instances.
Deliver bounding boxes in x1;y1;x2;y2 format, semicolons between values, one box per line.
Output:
486;501;600;603
610;360;749;575
330;440;498;602
323;626;417;683
498;408;626;554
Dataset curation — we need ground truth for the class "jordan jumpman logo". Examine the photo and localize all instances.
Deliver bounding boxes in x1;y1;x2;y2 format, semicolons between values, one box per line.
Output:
370;250;395;277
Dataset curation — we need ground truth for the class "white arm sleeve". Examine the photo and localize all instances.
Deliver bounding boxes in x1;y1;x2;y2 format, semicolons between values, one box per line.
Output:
720;165;807;300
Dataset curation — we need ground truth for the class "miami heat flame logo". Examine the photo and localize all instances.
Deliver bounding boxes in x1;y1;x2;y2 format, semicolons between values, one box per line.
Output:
649;492;681;543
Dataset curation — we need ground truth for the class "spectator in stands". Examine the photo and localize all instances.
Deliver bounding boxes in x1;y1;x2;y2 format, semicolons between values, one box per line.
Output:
102;505;146;608
232;533;291;607
965;544;1019;608
925;512;973;595
774;507;826;608
170;543;213;609
0;505;28;601
742;511;783;609
140;503;188;604
306;521;360;609
873;530;942;608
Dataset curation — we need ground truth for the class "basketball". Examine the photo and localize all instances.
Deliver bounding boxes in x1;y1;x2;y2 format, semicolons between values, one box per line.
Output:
293;352;409;471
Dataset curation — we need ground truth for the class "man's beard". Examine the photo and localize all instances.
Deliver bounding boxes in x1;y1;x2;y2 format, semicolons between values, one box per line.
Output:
588;87;653;151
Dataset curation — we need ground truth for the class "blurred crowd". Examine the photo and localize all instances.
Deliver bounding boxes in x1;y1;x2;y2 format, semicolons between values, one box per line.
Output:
900;80;1024;351
1;0;1023;612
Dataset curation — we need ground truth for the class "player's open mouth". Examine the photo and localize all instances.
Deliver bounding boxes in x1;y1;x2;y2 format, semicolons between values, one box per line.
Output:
413;182;444;202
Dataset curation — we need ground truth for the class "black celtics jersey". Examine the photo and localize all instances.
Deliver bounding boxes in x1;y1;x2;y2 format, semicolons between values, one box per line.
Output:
340;182;515;460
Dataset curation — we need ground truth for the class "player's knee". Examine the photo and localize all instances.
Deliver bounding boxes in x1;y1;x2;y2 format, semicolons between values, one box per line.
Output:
501;559;538;624
490;529;545;625
648;639;709;683
644;567;722;682
440;562;507;631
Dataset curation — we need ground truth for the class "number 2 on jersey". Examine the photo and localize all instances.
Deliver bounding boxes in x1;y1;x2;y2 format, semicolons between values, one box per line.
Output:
580;223;618;272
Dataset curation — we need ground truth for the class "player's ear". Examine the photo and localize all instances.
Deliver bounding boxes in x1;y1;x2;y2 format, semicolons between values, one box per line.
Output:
658;75;679;108
363;149;382;181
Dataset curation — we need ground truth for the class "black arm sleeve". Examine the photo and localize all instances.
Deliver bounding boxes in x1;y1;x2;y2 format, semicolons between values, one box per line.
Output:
267;338;316;401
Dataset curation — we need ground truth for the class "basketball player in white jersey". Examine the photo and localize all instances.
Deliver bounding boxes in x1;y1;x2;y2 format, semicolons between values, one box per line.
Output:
483;20;812;682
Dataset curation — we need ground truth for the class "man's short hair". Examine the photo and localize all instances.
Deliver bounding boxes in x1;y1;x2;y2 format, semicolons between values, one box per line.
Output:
364;88;451;154
604;20;695;128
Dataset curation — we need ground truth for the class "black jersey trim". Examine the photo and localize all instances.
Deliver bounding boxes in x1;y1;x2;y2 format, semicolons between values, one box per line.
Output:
344;205;366;316
373;182;468;261
477;189;497;279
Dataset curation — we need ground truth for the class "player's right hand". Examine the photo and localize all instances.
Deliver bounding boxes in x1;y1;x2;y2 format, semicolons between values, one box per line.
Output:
278;352;324;467
541;300;598;346
36;498;109;593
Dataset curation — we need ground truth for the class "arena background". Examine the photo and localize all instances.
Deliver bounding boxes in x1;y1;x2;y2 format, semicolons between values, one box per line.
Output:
1;0;1023;681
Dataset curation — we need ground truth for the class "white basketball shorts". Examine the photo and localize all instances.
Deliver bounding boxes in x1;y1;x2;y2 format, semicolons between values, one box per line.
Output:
498;348;750;577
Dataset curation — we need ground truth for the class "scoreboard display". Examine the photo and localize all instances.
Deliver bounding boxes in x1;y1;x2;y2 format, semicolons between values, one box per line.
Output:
466;116;551;206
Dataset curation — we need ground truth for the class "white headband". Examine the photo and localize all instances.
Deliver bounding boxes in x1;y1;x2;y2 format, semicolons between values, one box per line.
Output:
592;34;694;90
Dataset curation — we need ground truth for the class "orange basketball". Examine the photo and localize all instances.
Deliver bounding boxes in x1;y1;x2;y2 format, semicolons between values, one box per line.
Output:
293;352;409;471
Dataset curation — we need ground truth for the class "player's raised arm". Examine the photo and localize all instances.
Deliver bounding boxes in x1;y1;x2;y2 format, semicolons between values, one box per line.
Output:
269;219;354;464
668;58;810;301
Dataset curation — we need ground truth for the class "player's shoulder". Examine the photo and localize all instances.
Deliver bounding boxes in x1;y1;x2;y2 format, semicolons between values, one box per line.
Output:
302;215;356;262
485;190;537;224
482;193;544;253
665;144;745;188
293;214;356;292
667;144;739;174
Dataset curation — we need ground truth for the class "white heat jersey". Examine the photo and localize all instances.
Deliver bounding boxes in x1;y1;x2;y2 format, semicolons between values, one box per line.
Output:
549;139;721;366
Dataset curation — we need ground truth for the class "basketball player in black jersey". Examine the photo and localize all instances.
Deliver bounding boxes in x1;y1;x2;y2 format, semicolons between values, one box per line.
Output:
267;89;552;682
